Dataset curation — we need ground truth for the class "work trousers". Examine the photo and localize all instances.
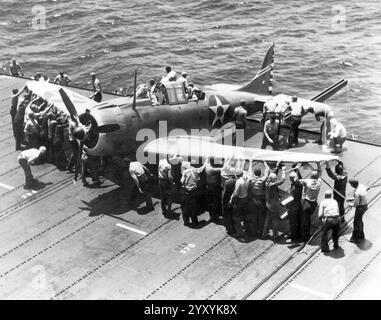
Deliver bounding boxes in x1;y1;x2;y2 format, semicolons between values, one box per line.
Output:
14;121;24;150
263;207;280;238
130;174;153;208
321;216;340;251
181;190;199;225
289;115;301;146
159;179;173;214
247;195;266;236
351;205;367;242
288;201;302;240
206;184;222;221
334;194;345;218
18;157;33;186
232;197;250;236
81;156;99;184
301;199;318;242
261;133;279;150
222;200;234;233
67;140;79;171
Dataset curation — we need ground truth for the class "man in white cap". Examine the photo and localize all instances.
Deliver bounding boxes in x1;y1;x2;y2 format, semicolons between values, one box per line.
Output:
318;189;340;252
177;71;188;93
18;146;46;188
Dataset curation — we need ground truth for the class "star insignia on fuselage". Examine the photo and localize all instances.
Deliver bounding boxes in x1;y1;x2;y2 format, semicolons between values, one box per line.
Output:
209;95;230;127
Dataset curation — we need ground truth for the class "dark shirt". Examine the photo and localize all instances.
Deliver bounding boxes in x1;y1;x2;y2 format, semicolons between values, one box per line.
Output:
265;175;285;212
290;169;303;203
326;167;347;198
14;103;26;123
222;177;236;205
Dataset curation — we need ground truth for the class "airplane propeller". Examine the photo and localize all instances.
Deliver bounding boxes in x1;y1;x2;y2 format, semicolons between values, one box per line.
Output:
58;88;86;181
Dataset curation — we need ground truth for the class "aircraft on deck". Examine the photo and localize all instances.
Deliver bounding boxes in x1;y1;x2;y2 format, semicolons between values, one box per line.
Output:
24;42;347;160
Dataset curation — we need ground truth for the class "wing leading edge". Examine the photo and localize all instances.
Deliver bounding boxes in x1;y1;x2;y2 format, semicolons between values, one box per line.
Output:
143;136;339;164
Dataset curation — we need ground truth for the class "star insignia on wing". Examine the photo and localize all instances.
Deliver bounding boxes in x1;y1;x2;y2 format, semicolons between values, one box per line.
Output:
209;95;230;127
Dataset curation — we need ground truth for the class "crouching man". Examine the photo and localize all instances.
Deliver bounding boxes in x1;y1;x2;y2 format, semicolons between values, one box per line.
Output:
318;190;340;253
18;146;46;188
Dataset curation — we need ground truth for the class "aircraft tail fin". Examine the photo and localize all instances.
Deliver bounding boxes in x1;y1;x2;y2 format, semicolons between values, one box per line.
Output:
311;79;348;102
237;42;274;95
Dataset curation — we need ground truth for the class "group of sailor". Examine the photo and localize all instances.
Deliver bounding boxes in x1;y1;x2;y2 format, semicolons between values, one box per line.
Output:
135;66;199;105
8;58;103;103
124;153;368;252
10;85;103;189
260;96;347;153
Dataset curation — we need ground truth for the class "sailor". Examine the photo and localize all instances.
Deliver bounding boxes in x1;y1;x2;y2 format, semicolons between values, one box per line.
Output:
162;66;177;83
66;116;80;173
180;160;207;227
10;86;27;148
325;160;348;222
275;100;289;132
127;160;154;211
158;157;174;217
229;168;250;240
18;146;46;188
247;162;270;237
234;100;248;131
287;164;303;241
54;71;72;86
262;97;277;124
205;158;222;223
169;154;183;198
46;106;58;163
221;167;238;235
90;72;102;102
42;75;50;82
306;104;334;145
186;84;198;101
287;96;304;147
177;72;189;92
9;58;23;77
347;179;368;243
24;112;40;149
328;118;347;153
52;116;67;170
261;114;280;150
318;190;340;252
13;93;30;151
263;166;286;239
81;145;101;187
299;164;322;243
233;100;248;146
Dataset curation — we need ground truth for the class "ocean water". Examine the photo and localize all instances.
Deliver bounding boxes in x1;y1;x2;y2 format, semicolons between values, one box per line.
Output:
1;0;380;143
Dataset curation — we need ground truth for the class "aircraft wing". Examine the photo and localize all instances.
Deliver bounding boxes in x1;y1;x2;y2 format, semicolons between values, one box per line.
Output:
25;81;98;115
143;136;339;164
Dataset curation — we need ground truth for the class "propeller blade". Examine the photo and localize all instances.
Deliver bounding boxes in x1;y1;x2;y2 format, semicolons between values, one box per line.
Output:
59;88;79;121
74;141;83;181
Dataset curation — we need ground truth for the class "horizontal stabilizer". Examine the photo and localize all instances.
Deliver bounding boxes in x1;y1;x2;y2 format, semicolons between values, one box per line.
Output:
311;79;348;102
